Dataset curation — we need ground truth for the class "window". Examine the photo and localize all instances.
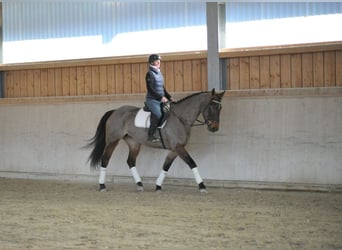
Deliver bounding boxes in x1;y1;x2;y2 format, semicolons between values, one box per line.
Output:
2;1;206;63
225;2;342;48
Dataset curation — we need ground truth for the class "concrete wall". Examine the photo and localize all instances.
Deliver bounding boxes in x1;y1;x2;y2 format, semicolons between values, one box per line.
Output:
1;89;341;190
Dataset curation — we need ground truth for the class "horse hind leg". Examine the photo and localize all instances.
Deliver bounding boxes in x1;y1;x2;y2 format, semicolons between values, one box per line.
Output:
98;140;119;192
124;136;143;192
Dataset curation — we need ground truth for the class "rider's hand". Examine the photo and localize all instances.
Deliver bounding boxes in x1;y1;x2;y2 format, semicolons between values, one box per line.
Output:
161;96;168;103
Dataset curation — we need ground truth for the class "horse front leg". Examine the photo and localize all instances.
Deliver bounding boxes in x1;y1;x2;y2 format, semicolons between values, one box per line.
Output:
175;144;208;193
156;151;178;192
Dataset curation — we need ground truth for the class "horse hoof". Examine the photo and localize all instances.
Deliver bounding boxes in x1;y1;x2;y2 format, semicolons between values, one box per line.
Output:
199;188;208;194
136;182;144;192
155;185;162;192
99;184;106;192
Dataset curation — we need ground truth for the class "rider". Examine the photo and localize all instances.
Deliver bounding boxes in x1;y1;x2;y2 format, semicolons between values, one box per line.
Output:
145;54;173;143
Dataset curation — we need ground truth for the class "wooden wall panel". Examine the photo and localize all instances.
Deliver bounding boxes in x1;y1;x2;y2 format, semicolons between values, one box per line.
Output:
13;71;21;97
130;64;139;93
91;66;99;95
33;70;41;97
280;55;291;88
99;65;108;95
69;67;77;96
47;69;56;97
324;51;336;87
313;52;324;87
27;70;35;97
5;72;14;97
40;69;48;97
250;56;260;89
139;63;147;93
291;54;302;88
115;65;124;94
260;56;270;89
302;53;313;88
76;67;85;96
239;57;250;89
19;70;28;97
174;61;184;92
54;68;62;96
337;51;342;86
192;59;202;91
183;60;192;91
123;64;132;94
62;68;70;96
229;58;240;90
164;61;175;92
84;66;93;95
269;55;280;88
226;47;341;90
200;59;207;91
1;44;340;98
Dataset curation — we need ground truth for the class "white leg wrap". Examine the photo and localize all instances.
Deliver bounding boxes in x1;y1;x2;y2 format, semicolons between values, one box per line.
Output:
130;167;142;183
99;167;106;184
192;167;203;184
156;170;168;186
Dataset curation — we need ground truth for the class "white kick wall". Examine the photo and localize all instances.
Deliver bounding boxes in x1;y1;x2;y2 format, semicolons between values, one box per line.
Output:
0;89;341;191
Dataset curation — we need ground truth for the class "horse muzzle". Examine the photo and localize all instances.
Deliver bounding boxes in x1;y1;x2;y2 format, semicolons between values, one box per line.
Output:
207;121;219;132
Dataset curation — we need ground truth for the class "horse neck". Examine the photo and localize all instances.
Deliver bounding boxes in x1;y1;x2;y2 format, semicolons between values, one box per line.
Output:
172;92;211;126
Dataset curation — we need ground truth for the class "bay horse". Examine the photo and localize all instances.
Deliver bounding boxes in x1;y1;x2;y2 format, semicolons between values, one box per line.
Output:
86;88;225;192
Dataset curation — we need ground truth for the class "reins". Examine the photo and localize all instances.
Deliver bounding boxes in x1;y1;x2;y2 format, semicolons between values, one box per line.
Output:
192;119;207;127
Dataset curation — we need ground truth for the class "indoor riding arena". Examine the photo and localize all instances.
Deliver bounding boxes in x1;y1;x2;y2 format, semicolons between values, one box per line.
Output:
1;2;341;249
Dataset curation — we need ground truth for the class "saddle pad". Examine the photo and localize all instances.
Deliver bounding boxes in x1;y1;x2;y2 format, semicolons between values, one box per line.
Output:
134;108;167;128
134;109;151;128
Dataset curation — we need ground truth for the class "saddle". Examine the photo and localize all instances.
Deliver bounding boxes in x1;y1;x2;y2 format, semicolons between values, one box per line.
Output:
134;102;170;128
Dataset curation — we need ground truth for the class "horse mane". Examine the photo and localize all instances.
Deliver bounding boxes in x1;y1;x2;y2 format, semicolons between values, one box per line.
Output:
174;91;208;104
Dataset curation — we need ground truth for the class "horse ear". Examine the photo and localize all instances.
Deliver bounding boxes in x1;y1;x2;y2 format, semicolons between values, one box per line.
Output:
211;88;215;95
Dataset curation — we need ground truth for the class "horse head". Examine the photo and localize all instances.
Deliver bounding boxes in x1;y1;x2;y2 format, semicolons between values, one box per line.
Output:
202;88;225;132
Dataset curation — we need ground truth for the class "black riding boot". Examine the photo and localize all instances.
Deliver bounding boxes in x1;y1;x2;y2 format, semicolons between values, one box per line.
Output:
148;114;160;143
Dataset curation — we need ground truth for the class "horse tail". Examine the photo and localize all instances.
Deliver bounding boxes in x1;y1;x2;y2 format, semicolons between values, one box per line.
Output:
85;110;115;170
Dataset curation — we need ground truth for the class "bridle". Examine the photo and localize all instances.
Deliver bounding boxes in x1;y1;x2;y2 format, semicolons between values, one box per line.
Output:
192;99;222;127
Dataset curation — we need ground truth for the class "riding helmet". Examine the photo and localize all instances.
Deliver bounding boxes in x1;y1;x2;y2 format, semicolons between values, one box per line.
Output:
148;54;161;64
